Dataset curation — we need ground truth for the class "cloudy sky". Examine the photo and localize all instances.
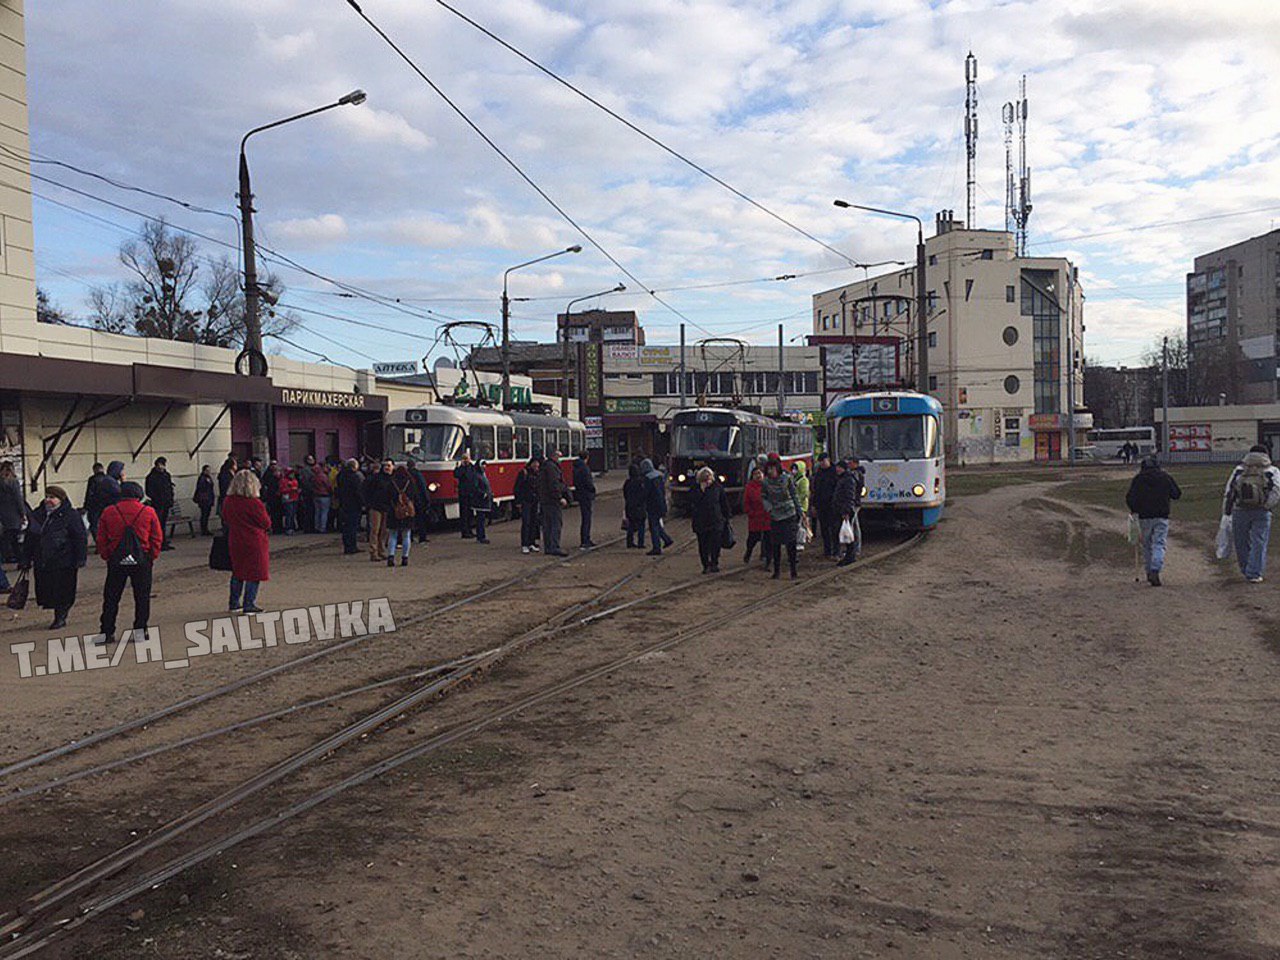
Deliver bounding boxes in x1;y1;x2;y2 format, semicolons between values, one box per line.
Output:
26;0;1280;370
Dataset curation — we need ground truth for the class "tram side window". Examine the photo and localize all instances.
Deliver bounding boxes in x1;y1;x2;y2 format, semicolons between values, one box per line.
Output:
743;425;758;458
778;429;791;457
531;428;545;457
557;429;570;456
497;425;514;460
570;429;585;457
470;425;495;461
515;427;530;460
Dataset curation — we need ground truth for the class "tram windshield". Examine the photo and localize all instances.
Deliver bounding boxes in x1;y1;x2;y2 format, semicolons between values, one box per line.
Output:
672;423;741;457
838;415;938;460
386;424;464;463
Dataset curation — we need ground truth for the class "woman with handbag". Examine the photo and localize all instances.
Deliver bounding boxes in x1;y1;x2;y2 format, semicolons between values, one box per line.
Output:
689;467;729;574
761;456;802;580
21;485;87;629
386;464;422;566
221;470;271;613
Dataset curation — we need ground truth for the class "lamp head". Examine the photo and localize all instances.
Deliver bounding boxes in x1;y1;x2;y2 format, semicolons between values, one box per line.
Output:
339;89;368;106
613;283;626;292
833;199;852;208
566;245;583;253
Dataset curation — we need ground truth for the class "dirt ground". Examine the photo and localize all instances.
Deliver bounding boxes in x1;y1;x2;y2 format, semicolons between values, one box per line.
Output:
6;474;1280;959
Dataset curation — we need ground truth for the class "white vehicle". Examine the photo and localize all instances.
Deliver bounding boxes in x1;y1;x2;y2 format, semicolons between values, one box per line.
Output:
1086;427;1155;460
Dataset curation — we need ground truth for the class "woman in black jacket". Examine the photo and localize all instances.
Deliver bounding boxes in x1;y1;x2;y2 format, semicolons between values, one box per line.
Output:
21;485;88;629
689;467;729;573
193;465;216;535
622;462;648;549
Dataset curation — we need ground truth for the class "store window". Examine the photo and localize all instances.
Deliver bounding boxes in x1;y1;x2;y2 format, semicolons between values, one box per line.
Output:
288;430;314;465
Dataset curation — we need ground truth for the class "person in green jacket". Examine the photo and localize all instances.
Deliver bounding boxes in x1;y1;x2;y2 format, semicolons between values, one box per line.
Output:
791;461;811;551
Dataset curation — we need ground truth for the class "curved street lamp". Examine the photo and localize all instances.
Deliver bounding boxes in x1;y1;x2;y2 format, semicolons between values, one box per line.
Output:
501;245;582;408
238;89;367;463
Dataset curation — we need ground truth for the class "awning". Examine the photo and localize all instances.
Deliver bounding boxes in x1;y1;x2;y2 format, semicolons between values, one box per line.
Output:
603;414;658;428
0;355;276;404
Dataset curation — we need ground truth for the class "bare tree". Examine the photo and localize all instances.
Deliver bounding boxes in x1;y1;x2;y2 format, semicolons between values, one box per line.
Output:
1142;330;1236;407
36;287;72;325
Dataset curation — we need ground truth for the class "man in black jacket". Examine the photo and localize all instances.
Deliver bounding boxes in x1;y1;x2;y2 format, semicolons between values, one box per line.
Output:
454;452;478;539
1125;455;1182;586
336;459;365;555
514;458;542;553
833;459;862;566
144;457;176;551
538;451;569;556
572;452;597;549
83;463;109;540
362;459;396;562
810;452;838;559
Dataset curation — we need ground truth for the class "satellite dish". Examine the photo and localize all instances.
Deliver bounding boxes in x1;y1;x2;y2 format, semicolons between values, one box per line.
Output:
433;357;457;373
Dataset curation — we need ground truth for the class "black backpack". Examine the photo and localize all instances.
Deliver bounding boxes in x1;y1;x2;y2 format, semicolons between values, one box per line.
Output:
110;509;150;568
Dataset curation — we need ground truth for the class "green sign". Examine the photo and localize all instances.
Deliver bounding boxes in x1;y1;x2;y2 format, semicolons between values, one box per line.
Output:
604;397;650;414
454;380;532;406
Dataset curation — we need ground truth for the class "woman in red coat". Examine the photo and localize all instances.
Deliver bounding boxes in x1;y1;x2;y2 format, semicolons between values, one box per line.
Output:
742;465;772;572
221;469;272;613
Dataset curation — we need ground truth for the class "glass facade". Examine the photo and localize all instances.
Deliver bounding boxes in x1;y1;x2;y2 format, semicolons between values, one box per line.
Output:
1022;269;1062;415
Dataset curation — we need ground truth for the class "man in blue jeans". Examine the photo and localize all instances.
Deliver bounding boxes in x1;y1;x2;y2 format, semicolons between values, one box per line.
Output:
1223;445;1280;583
1125;455;1181;586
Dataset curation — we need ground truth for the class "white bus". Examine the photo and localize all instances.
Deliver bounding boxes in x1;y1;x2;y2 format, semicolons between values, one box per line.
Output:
1086;426;1156;460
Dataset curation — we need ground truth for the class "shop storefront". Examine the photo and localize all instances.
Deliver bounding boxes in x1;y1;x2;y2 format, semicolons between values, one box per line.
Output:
228;387;387;465
602;397;659;470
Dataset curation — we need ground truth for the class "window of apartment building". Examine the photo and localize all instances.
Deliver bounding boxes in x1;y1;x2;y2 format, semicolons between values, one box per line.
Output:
1006;285;1015;302
927;291;938;313
928;331;937;348
928;254;938;266
980;249;993;260
928;375;938;391
964;279;975;301
1003;325;1019;345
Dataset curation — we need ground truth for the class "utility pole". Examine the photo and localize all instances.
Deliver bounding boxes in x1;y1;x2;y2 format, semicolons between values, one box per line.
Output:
1065;270;1076;466
679;323;687;410
916;224;929;394
1162;335;1170;456
777;323;785;416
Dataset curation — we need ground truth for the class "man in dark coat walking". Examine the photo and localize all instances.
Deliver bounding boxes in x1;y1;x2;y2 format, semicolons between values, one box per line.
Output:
83;463;109;540
538;451;570;557
336;459;365;555
454;451;478;539
1126;455;1182;586
810;452;838;559
144;457;176;551
572;452;597;549
514;457;542;553
833;459;862;566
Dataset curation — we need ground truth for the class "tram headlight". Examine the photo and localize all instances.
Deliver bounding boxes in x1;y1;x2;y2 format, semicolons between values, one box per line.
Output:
718;474;726;483
677;473;686;483
911;483;926;497
861;486;868;498
428;482;439;492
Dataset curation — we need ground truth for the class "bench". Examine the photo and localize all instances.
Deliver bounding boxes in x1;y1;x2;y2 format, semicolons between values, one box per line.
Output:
165;502;198;539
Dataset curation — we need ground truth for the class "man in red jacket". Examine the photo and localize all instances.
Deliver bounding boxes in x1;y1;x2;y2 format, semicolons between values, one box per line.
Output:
95;480;163;642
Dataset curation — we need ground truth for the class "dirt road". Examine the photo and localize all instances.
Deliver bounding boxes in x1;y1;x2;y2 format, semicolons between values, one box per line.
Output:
7;478;1280;959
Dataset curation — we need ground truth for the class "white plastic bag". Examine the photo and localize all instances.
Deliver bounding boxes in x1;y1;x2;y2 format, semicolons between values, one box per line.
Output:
1215;514;1233;560
1127;513;1141;545
839;518;856;545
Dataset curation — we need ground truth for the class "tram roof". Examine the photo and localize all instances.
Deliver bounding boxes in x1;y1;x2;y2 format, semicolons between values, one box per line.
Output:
386;404;583;429
825;391;943;417
670;406;809;427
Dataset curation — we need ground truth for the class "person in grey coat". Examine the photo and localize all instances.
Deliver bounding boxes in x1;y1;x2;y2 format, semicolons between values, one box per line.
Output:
760;456;802;579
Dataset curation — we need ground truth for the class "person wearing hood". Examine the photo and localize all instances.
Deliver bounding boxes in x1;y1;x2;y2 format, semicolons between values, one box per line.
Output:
792;461;811;551
515;457;542;553
761;458;802;579
622;462;648;549
144;457;176;551
1222;444;1280;583
96;480;163;641
538;450;569;557
101;461;124;511
1125;455;1182;586
20;485;87;630
641;458;673;555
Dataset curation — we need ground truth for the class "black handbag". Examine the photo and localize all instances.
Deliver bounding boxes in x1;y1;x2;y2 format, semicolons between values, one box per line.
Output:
209;532;232;572
721;520;736;550
6;570;29;610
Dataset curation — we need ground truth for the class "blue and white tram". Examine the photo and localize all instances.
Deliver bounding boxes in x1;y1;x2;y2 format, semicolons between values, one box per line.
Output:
825;391;945;530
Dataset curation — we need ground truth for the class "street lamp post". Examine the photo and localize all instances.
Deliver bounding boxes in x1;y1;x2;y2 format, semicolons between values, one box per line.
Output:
560;284;626;417
238;89;367;465
834;201;929;394
501;245;582;409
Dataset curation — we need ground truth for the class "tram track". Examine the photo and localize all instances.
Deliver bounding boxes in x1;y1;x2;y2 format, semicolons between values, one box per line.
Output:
0;530;923;959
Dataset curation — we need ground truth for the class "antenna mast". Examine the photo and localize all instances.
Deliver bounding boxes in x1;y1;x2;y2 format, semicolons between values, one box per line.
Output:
964;52;978;229
1003;75;1032;256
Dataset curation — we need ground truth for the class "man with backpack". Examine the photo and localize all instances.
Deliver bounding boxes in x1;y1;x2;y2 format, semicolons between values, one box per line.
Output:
95;481;163;643
1125;455;1182;586
1222;444;1280;583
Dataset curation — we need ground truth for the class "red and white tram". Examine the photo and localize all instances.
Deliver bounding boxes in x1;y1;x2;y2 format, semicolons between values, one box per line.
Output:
385;404;586;520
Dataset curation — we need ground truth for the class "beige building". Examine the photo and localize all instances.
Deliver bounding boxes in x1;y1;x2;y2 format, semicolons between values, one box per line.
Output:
812;213;1087;462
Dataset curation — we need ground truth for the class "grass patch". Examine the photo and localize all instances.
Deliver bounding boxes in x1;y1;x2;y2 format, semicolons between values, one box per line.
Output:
947;471;1045;498
1057;464;1228;525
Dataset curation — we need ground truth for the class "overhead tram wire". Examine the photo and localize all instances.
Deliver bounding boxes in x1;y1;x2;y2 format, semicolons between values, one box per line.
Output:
415;0;857;268
343;0;717;338
1030;204;1280;248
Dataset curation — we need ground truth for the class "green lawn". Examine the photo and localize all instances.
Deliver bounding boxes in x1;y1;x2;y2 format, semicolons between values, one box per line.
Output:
1057;464;1229;526
946;471;1044;498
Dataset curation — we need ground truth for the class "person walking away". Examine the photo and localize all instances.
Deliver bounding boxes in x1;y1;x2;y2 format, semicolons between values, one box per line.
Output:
810;452;838;559
311;461;333;536
194;465;216;535
83;463;109;540
834;459;863;566
455;451;478;539
690;467;729;573
1222;444;1280;583
96;480;162;641
641;458;674;555
515;457;542;553
336;459;365;555
386;464;420;566
472;460;494;545
278;468;300;535
622;462;648;549
742;465;772;570
144;457;176;551
1124;455;1182;586
792;461;811;551
260;462;282;534
20;485;86;630
761;456;802;579
101;461;124;511
216;456;237;515
538;450;570;557
407;464;432;544
363;459;395;561
573;451;597;548
297;454;316;533
222;470;271;613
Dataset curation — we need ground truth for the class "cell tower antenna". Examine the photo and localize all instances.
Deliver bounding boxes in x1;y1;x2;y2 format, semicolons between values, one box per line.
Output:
964;52;978;229
1003;75;1032;256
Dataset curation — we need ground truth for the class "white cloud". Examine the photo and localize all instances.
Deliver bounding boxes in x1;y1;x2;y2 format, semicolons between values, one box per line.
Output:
271;213;348;246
